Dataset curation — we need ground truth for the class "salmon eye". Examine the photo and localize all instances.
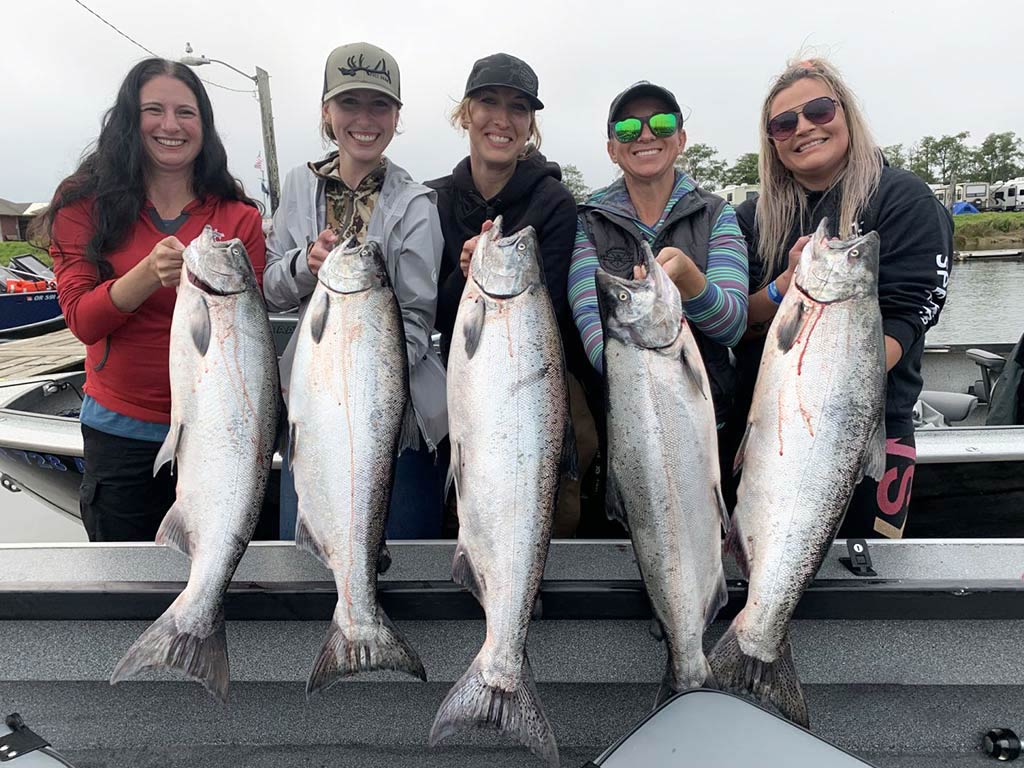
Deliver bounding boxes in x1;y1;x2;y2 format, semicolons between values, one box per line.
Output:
849;249;860;258
516;241;527;252
618;291;629;301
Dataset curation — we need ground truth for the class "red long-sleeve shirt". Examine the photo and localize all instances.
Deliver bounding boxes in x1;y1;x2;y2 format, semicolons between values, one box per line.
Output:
51;197;266;423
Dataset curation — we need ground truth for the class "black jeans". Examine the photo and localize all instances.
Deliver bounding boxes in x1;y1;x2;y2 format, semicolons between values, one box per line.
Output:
79;424;176;542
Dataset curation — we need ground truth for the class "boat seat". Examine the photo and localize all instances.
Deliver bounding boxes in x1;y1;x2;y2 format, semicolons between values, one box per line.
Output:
967;348;1006;375
967;348;1007;403
918;390;978;424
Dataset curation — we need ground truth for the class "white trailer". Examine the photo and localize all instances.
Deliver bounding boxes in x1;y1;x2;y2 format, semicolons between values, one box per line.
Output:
991;178;1024;211
712;184;760;205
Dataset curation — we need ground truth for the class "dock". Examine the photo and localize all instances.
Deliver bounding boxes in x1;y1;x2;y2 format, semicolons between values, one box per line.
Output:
954;248;1024;262
0;327;84;380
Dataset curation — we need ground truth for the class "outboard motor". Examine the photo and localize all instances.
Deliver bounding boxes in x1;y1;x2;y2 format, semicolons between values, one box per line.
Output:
585;689;876;767
0;713;79;766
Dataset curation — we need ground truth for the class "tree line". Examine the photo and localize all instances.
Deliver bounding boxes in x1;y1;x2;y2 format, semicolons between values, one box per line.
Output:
560;131;1024;204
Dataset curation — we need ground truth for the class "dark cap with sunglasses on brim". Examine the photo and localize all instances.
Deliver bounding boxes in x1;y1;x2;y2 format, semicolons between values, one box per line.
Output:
607;81;682;123
464;53;544;110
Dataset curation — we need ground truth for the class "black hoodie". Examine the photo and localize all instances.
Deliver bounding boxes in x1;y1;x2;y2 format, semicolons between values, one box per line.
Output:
733;166;953;437
426;149;579;365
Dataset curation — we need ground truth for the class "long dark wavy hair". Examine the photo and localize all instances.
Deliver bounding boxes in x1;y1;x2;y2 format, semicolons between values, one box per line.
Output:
36;58;256;280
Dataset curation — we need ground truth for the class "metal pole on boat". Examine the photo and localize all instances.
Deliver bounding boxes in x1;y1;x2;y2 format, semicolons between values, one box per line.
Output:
179;45;281;214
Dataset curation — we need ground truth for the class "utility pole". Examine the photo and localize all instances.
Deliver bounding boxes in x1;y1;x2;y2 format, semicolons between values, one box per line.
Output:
254;68;280;214
181;48;282;214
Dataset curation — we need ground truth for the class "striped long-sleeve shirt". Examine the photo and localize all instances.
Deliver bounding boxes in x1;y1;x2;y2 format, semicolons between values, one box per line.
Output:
568;172;749;373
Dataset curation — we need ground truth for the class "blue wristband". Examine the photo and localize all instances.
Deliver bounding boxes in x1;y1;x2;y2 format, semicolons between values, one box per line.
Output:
767;280;784;305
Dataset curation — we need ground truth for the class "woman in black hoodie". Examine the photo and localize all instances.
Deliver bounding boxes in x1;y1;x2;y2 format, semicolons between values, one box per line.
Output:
427;52;594;536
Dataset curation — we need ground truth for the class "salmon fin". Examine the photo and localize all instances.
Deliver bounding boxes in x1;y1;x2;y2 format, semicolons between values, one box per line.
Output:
287;421;297;470
705;568;730;627
429;653;559;768
295;516;330;569
153;421;182;476
451;540;483;601
680;346;708;400
732;422;751;476
861;419;887;483
310;290;330;344
446;440;463;505
189;295;211;356
396;399;418;455
306;612;425;698
560;416;579;481
377;541;392;575
155;503;191;556
723;518;749;578
714;484;731;533
775;298;805;353
605;467;630;532
110;603;229;703
656;654;715;709
707;625;809;728
272;396;287;455
462;298;486;359
648;617;664;641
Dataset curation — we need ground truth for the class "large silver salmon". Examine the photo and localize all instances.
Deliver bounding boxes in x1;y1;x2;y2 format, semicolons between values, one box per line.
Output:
287;238;424;694
709;219;886;726
110;225;280;702
430;218;572;768
597;242;729;706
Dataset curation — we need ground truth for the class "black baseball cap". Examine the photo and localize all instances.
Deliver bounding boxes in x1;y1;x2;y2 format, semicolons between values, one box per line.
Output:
464;53;544;110
607;81;682;123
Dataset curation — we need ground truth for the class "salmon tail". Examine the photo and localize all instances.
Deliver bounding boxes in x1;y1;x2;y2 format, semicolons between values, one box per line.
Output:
109;604;229;703
306;612;426;697
655;653;716;708
707;624;808;727
429;655;559;768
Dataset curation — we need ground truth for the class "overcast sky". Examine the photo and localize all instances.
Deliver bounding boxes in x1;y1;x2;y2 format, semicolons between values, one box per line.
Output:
3;0;1022;209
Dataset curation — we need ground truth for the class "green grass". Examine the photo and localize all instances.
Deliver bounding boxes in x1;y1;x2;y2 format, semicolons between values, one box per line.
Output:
953;211;1024;250
0;241;51;267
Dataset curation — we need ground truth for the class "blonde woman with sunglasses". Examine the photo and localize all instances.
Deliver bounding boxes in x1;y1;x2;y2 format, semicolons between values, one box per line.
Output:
727;57;953;539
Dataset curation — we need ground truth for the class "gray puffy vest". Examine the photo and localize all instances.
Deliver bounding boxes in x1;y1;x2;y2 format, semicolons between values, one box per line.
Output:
581;187;737;425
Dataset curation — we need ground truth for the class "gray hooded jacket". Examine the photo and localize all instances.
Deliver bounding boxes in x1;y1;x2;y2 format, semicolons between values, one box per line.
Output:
263;156;448;450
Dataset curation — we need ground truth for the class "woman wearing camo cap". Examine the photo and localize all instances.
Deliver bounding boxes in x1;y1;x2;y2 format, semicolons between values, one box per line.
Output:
264;41;447;539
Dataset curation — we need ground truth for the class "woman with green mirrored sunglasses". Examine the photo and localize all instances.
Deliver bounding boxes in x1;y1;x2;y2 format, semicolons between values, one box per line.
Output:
609;111;683;144
568;77;750;439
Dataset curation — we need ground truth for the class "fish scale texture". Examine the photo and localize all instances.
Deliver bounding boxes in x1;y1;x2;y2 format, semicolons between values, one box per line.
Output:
605;324;727;694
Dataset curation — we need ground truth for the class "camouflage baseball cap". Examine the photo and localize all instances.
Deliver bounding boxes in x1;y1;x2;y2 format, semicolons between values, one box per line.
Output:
322;42;402;106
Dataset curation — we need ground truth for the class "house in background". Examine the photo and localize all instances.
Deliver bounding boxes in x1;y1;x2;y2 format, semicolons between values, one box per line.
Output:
0;198;47;241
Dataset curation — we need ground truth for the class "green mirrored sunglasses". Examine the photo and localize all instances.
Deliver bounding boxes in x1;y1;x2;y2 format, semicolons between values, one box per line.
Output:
610;112;682;143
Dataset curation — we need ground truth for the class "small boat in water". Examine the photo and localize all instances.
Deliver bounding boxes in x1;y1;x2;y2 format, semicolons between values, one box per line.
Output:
0;314;297;530
0;255;64;341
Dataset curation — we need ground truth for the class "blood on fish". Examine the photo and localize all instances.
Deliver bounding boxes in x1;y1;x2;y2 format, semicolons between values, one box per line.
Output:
797;303;824;376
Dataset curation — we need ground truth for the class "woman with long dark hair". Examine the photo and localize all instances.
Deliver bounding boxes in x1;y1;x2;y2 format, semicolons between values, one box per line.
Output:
40;57;265;542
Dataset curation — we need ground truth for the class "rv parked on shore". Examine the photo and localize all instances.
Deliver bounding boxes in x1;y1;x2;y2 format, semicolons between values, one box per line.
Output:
712;183;759;205
929;181;993;210
991;178;1024;211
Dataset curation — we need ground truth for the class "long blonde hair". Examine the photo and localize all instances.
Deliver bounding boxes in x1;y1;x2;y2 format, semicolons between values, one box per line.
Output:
755;57;882;287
